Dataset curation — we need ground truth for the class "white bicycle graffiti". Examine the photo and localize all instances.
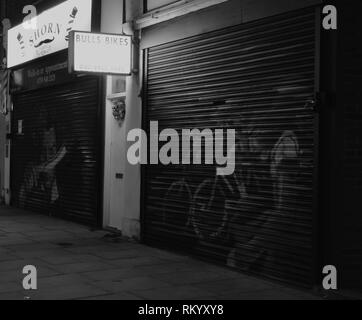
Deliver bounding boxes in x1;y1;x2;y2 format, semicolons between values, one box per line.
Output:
162;130;305;242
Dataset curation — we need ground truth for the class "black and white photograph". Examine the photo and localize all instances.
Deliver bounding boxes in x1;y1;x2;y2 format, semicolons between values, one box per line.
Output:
0;0;361;304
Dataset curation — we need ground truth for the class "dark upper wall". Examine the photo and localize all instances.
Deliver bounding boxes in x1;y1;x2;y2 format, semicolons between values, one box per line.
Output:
0;0;4;19
1;0;6;57
4;0;66;27
335;0;362;289
241;0;322;23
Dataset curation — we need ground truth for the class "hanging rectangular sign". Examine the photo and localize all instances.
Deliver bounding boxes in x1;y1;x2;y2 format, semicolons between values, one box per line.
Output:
7;0;93;68
68;31;132;75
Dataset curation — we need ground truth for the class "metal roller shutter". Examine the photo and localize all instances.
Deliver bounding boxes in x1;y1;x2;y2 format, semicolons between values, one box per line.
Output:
11;76;102;226
143;7;319;286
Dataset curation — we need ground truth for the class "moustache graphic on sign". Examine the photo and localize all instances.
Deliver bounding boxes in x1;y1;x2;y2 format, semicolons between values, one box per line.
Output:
34;37;56;48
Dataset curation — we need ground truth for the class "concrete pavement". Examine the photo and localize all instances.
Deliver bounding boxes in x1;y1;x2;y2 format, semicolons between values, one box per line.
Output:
0;206;321;300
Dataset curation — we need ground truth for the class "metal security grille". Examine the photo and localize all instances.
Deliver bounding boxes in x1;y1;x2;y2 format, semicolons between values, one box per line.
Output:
11;76;102;226
143;8;318;286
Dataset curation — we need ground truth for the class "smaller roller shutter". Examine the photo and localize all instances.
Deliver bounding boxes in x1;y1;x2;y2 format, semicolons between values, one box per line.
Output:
11;76;102;226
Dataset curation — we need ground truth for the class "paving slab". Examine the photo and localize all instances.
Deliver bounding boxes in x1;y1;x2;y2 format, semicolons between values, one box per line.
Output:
0;206;322;300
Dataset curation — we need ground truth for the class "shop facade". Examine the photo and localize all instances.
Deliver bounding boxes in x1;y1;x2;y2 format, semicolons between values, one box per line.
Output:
2;0;133;230
3;0;105;226
136;0;322;288
2;0;362;291
1;0;326;288
142;6;319;287
135;0;362;291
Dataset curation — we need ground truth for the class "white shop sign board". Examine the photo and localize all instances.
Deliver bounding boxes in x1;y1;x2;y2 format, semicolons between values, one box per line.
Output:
7;0;92;68
68;31;132;75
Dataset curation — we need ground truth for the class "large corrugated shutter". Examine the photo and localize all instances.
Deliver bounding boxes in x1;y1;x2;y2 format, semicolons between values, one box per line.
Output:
11;76;102;226
143;8;318;286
